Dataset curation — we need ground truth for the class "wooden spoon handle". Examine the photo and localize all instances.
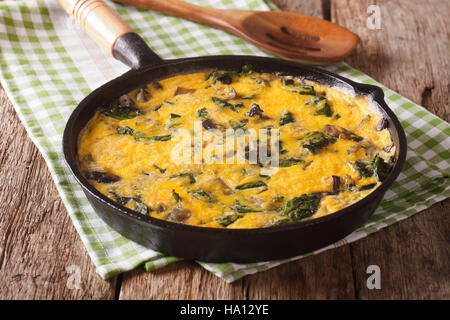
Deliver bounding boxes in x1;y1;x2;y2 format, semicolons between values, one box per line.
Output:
114;0;239;30
57;0;162;69
57;0;134;55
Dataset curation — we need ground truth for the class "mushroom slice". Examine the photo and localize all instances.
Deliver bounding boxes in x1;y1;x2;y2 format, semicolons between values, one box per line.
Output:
376;117;388;131
331;175;341;193
119;94;134;107
347;139;377;157
136;87;151;102
223;87;237;100
167;207;191;222
202;118;225;131
174;86;196;96
214;178;234;195
85;171;120;184
324;124;363;142
358;114;371;128
245;104;264;117
251;76;272;87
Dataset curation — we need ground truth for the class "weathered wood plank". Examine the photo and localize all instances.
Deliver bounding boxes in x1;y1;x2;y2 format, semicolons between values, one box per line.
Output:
0;84;116;299
119;261;246;299
272;0;324;18
332;0;450;299
332;0;449;121
350;202;450;299
119;247;356;300
245;246;355;299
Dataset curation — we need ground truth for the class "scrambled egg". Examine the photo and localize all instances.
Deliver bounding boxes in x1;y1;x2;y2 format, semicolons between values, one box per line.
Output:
78;66;394;228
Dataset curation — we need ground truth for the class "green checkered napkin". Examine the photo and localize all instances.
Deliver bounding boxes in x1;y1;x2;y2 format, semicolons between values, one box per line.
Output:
0;0;448;283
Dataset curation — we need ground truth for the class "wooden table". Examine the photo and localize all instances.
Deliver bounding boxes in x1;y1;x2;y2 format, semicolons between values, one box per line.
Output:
0;0;448;299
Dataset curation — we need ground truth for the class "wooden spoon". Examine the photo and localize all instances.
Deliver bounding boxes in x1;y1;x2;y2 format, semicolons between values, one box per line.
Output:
113;0;359;64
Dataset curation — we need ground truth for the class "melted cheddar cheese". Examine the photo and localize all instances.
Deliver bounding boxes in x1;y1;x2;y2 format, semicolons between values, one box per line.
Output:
77;67;395;228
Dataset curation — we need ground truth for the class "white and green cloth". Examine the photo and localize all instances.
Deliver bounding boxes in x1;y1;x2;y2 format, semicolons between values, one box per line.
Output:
0;0;448;283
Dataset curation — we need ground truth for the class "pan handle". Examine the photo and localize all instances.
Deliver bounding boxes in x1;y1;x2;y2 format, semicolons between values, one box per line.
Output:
57;0;163;69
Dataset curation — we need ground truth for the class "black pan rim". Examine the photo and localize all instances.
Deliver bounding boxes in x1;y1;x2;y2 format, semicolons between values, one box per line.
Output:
62;55;407;236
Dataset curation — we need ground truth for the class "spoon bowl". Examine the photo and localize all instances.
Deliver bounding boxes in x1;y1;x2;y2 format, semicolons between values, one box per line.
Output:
114;0;359;64
240;11;359;64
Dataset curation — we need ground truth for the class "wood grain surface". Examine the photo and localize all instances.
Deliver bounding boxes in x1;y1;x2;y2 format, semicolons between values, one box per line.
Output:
0;0;448;300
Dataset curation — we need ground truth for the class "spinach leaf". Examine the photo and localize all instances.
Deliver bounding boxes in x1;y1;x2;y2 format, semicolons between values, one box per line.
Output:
355;155;391;181
373;154;390;182
240;64;254;75
135;133;171;142
231;200;261;213
190;190;215;203
293;84;315;92
305;96;326;106
170;173;196;184
288;89;316;96
300;131;335;154
216;213;243;227
212;96;231;106
153;164;166;174
316;103;332;117
278;193;322;221
213;97;228;105
279;158;305;167
117;126;134;135
304;96;333;117
109;192;148;215
279;110;295;126
172;189;182;203
235;180;267;190
197;107;209;118
229;120;247;130
121;129;171;143
170;113;181;120
147;134;171;142
102;105;141;120
277;140;288;155
212;97;243;112
206;70;219;82
217;73;233;84
206;70;235;84
109;192;133;206
86;171;120;184
355;160;374;178
287;83;316;96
